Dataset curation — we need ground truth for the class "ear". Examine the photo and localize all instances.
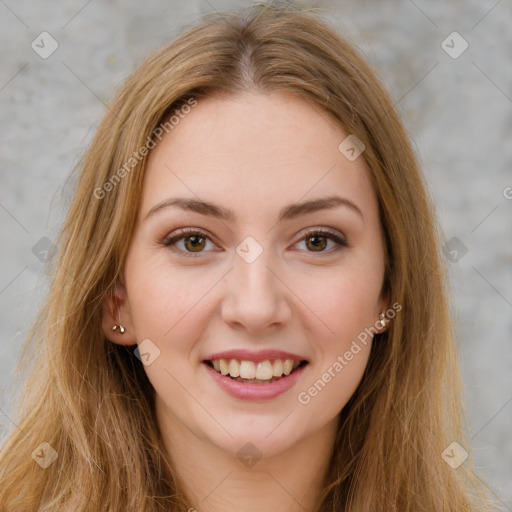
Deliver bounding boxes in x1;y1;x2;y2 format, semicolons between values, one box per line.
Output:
101;283;137;346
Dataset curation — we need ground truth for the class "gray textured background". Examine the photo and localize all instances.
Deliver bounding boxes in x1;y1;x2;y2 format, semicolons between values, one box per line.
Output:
1;0;511;507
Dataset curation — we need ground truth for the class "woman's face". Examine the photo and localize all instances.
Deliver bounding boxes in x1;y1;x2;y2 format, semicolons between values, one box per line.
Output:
117;91;388;457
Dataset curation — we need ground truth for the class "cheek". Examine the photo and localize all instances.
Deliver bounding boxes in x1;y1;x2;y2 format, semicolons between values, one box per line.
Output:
293;270;376;415
126;255;216;343
291;259;383;345
290;257;381;411
124;258;214;395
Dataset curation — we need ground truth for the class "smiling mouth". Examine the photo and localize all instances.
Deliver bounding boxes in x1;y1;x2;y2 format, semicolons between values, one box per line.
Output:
204;358;308;384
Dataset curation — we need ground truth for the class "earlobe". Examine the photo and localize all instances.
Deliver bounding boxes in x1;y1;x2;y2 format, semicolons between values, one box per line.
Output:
101;284;137;346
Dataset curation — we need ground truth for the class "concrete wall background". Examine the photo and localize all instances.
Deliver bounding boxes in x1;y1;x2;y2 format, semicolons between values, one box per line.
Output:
1;0;511;507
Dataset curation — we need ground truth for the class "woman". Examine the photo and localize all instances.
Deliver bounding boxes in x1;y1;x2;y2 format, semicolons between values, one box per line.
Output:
0;3;495;511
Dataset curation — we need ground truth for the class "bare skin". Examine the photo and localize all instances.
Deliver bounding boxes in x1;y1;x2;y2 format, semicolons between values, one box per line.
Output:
103;91;388;511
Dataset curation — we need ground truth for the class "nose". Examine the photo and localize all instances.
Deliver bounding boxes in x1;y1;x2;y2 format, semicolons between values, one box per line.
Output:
220;248;292;334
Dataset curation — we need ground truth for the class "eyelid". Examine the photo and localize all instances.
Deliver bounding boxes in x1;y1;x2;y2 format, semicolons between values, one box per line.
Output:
163;227;211;241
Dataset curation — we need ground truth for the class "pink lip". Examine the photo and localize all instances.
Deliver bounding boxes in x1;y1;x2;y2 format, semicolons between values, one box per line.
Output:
204;349;307;363
203;362;307;401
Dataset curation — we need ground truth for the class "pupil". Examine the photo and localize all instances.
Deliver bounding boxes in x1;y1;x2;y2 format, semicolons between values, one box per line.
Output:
308;236;326;251
186;236;205;251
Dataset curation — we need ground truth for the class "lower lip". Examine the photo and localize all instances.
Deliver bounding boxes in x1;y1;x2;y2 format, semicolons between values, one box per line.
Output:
203;362;307;401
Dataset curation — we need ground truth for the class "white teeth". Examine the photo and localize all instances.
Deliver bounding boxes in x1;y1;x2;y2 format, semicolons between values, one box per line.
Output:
256;360;273;380
239;360;256;379
228;359;240;378
283;359;294;376
219;359;229;375
210;358;303;380
272;359;283;377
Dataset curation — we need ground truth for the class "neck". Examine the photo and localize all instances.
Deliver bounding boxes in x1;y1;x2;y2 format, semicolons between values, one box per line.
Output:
159;413;339;512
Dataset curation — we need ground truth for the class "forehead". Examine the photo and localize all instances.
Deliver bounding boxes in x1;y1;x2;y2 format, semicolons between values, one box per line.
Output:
140;91;378;224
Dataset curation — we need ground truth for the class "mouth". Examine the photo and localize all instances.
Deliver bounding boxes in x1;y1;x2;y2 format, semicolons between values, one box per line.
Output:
203;358;309;384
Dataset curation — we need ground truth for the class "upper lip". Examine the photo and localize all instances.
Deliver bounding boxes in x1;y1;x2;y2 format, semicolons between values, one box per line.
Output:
204;349;308;363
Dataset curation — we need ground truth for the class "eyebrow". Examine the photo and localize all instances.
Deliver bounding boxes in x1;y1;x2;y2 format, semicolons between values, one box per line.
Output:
144;194;364;222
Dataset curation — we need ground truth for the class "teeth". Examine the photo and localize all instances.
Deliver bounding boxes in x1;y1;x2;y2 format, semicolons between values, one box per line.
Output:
256;360;273;380
228;359;240;377
283;359;293;376
210;358;303;380
219;359;229;375
239;360;256;379
272;359;283;377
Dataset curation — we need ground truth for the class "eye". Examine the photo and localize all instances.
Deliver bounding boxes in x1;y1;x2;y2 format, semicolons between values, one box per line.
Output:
163;228;217;256
163;227;348;257
294;229;348;253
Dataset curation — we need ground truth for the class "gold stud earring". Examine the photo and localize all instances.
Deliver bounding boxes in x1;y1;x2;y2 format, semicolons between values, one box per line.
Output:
379;313;388;328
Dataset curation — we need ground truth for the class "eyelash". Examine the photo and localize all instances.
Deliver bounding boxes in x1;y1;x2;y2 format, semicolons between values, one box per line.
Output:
162;227;348;258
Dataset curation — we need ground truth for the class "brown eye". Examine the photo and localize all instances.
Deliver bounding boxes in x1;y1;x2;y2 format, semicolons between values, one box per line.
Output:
305;235;328;251
295;229;347;253
184;235;206;252
163;229;215;257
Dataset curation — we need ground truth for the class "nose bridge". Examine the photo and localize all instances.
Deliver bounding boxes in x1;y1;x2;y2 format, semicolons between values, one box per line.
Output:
221;237;290;329
233;239;279;303
236;251;275;295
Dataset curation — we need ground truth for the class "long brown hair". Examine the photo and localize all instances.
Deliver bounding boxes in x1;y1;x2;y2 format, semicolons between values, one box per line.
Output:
0;3;495;511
